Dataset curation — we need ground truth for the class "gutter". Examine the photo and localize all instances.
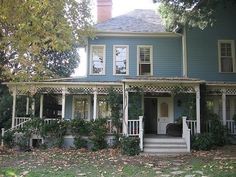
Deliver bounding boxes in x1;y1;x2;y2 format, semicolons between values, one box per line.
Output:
95;31;182;37
3;81;123;86
122;79;204;84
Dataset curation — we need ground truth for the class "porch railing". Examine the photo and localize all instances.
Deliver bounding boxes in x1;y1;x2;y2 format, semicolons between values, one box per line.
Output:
226;120;236;135
127;116;144;151
182;116;190;152
14;117;31;128
186;120;197;135
106;119;123;134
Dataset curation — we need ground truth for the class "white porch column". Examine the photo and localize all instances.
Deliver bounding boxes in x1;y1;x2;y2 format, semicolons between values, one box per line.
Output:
123;84;128;135
61;86;66;119
39;95;44;119
195;86;201;133
31;98;35;116
222;89;226;125
93;88;98;120
11;87;16;128
26;97;29;115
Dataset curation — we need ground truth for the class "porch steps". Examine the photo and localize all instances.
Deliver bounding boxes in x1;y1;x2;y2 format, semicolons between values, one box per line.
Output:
143;137;188;154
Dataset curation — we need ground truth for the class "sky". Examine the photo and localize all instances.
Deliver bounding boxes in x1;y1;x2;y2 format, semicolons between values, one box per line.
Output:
71;0;156;77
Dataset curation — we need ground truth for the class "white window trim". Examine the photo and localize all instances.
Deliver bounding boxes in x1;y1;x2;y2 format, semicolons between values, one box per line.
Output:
137;45;153;76
90;45;106;75
113;45;129;75
97;95;111;118
218;40;236;73
72;95;91;121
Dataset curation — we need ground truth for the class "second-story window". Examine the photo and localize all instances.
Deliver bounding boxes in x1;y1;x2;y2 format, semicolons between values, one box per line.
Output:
218;40;235;73
113;45;129;75
90;45;105;75
137;45;153;76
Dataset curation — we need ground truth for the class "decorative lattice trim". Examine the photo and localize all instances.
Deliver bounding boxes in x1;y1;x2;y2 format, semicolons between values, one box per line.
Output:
68;87;94;94
127;85;195;93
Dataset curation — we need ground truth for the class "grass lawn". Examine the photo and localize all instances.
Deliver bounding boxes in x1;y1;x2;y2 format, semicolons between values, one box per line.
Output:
0;145;236;177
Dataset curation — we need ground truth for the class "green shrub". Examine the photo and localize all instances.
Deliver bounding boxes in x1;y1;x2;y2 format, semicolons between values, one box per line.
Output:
16;134;29;151
120;136;140;156
42;120;68;148
191;133;214;151
90;118;107;151
208;113;227;146
70;119;91;136
2;130;15;148
74;136;88;149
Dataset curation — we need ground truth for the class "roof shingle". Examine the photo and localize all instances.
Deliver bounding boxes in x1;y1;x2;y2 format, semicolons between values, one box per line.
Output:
95;9;166;33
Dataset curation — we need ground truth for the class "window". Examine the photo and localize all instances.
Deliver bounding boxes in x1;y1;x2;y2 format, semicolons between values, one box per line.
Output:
98;97;111;118
160;102;168;117
73;96;90;120
113;45;129;75
218;40;235;72
90;45;105;74
137;45;153;75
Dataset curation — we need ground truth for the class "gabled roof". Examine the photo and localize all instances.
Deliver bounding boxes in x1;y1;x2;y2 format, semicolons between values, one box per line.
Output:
95;9;166;33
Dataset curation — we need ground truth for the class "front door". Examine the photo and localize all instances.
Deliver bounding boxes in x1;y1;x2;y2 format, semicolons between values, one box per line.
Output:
157;97;173;134
144;98;157;134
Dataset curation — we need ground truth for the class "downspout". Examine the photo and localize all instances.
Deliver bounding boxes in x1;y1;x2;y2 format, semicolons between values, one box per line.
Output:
85;38;89;77
182;26;188;77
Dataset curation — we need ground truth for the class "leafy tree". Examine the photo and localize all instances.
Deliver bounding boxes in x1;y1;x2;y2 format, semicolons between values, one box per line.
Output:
0;85;12;129
156;0;236;31
0;0;94;81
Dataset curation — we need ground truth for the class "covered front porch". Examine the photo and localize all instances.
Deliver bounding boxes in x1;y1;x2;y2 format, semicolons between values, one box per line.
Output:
206;83;236;135
3;78;203;152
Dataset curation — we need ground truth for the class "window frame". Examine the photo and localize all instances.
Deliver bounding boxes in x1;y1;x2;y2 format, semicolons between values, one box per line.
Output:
90;45;106;75
137;45;153;76
72;95;91;121
113;45;129;75
97;96;111;119
218;40;235;73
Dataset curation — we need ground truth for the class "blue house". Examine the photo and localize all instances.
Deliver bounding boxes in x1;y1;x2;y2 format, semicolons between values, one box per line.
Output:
3;0;236;153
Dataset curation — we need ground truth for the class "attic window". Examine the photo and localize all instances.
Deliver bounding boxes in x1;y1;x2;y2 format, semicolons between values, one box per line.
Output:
90;45;106;75
137;45;153;76
218;40;235;73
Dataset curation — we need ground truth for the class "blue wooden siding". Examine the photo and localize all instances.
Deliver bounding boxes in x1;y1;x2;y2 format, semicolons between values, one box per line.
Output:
75;36;182;82
174;95;188;121
187;4;236;81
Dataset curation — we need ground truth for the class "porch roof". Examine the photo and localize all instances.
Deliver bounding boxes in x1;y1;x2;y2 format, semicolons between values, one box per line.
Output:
206;81;236;87
123;77;204;84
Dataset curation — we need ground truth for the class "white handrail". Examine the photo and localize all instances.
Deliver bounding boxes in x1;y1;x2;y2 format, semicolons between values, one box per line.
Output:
182;116;191;152
186;120;197;135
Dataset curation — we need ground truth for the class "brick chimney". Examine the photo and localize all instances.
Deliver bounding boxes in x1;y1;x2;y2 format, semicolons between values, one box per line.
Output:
97;0;112;23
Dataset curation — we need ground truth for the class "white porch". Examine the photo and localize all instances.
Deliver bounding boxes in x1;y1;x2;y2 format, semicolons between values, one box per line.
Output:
3;78;203;152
